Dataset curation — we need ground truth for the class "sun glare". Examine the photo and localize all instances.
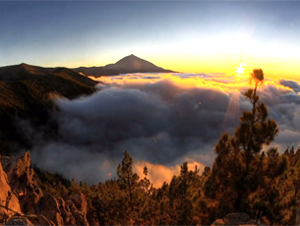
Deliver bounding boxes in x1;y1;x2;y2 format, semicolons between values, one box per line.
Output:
235;62;246;77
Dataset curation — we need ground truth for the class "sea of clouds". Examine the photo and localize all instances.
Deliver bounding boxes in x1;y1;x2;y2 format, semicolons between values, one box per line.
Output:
22;73;300;187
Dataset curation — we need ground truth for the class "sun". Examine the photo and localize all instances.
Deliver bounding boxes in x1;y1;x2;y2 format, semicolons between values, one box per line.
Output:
236;62;246;77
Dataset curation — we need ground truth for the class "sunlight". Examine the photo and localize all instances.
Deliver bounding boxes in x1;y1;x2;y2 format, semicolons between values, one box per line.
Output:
235;62;246;77
95;73;251;94
134;160;205;188
224;90;241;127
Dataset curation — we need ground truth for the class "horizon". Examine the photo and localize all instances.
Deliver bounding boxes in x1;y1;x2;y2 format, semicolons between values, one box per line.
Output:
1;0;300;187
2;53;300;85
1;1;300;80
1;1;300;222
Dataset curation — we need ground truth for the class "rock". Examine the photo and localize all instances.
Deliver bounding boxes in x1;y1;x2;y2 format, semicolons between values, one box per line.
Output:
211;212;258;226
1;152;43;215
296;206;300;225
26;214;56;226
57;197;76;225
223;212;251;225
211;218;225;225
71;193;88;216
37;193;63;225
66;198;89;226
2;152;33;183
5;215;33;226
0;154;21;221
1;152;92;226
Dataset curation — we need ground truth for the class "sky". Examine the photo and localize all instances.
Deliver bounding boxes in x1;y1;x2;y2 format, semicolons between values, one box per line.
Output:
1;1;300;79
1;1;300;186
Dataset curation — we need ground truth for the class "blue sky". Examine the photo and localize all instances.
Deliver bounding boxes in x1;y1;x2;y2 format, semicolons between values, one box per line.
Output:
1;1;300;78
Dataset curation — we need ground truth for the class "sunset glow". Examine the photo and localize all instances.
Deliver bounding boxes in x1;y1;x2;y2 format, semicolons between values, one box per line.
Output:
0;1;299;80
134;160;205;188
1;0;300;192
94;72;297;95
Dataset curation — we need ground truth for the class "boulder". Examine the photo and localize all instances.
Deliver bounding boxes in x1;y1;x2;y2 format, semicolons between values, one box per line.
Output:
211;219;225;225
1;152;92;226
5;213;34;226
71;193;88;216
211;212;258;226
26;214;56;226
2;152;34;183
36;193;63;225
223;212;251;225
66;197;89;226
58;197;76;225
1;152;43;215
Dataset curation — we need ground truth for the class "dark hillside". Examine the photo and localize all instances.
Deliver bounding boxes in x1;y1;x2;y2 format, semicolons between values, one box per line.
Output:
52;67;98;87
0;65;98;155
0;63;54;81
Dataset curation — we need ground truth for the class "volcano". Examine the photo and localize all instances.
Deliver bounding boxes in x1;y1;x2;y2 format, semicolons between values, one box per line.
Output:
74;54;174;77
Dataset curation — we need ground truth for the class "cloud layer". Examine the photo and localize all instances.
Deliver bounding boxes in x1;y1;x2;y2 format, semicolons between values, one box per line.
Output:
26;73;300;186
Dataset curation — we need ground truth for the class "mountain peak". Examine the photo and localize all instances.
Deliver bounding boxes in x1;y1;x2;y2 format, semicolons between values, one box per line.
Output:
19;63;33;70
73;55;174;77
117;54;142;61
112;54;158;70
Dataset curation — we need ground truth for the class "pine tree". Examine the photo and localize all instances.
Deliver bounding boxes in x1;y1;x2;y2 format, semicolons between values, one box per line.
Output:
117;150;139;211
139;166;152;193
168;162;201;225
205;68;280;214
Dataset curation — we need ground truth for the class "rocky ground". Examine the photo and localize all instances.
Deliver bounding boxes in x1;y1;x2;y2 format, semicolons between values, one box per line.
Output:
0;152;264;226
211;212;260;226
0;152;90;226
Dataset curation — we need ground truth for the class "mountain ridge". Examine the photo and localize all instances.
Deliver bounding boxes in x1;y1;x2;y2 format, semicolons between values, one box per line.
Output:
0;54;175;79
0;64;98;154
0;54;174;153
73;54;175;77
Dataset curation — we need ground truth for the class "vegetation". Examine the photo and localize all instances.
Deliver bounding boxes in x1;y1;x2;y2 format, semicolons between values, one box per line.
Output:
0;66;97;155
3;68;300;225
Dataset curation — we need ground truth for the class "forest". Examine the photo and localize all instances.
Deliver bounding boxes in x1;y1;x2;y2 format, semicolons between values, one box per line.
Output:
33;69;300;225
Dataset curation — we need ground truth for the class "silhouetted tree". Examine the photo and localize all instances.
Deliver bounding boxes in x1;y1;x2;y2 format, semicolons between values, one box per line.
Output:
117;150;139;211
205;68;281;214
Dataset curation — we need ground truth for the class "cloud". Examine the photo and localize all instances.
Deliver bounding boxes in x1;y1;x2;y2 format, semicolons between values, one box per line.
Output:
134;159;206;188
24;73;300;186
279;79;300;93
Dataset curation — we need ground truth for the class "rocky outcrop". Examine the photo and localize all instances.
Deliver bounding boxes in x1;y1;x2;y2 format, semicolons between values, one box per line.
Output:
5;214;34;226
0;152;91;225
211;213;258;226
1;152;43;215
36;193;63;225
68;193;89;226
26;214;55;226
57;197;76;225
0;154;21;222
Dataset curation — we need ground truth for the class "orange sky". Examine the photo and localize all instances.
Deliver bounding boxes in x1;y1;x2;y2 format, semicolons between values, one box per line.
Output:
1;1;300;83
94;71;298;95
145;52;300;82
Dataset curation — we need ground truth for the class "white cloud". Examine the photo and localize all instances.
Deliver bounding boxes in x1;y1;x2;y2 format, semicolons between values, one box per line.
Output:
26;73;300;185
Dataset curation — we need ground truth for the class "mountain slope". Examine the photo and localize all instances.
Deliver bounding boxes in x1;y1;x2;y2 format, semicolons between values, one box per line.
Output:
0;63;54;81
0;64;98;154
74;54;174;77
0;63;98;86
